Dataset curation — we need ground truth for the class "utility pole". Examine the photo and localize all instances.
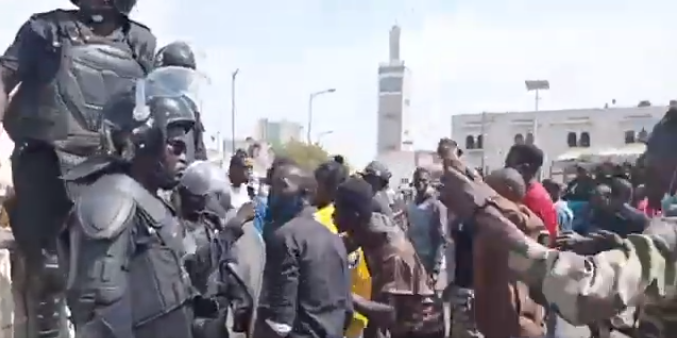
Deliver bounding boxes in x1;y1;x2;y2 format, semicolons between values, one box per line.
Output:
480;111;487;173
231;68;239;153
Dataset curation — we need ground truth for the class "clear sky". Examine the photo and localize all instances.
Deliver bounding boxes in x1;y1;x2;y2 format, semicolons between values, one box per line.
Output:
3;0;677;167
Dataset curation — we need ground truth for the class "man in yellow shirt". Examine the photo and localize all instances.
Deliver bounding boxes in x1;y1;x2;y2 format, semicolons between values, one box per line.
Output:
314;157;372;338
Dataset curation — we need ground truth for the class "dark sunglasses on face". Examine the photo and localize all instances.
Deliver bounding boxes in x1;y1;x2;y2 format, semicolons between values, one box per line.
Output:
167;139;187;156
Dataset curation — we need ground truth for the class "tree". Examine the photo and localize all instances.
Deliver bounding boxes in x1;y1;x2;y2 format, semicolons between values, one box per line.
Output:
274;140;331;171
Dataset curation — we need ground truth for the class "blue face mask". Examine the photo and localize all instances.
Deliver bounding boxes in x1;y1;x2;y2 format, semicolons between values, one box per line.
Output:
268;194;304;223
661;168;677;215
662;194;677;215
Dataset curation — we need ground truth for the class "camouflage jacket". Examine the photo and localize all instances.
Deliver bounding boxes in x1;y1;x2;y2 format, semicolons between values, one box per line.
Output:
510;216;677;338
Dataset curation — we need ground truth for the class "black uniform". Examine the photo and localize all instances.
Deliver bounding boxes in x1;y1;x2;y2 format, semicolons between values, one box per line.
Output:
176;161;253;331
2;10;155;254
181;212;222;294
60;67;250;338
0;8;155;338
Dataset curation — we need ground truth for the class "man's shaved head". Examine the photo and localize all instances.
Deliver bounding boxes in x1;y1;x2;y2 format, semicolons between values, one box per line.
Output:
485;168;527;202
267;162;316;222
270;163;316;198
644;108;677;199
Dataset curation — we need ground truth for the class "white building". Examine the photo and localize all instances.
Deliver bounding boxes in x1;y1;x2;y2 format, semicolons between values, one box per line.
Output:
254;118;303;146
375;150;440;189
451;105;667;176
376;25;414;155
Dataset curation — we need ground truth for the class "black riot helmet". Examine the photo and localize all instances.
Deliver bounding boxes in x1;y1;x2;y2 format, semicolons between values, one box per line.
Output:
179;161;229;197
360;161;392;190
99;67;204;188
71;0;137;16
177;161;229;215
154;42;197;70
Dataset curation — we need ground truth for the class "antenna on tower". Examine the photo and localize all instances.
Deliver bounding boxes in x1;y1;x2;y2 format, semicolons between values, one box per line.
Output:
389;25;401;62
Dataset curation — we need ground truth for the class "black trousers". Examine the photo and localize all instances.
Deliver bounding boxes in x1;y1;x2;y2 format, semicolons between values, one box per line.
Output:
10;143;72;338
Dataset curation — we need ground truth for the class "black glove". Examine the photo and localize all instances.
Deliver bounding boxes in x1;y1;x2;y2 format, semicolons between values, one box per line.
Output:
192;312;229;338
232;308;252;333
193;295;220;318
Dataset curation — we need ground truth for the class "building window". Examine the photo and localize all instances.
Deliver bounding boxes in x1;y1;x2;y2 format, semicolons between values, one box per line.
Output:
465;135;475;149
514;133;524;145
383;112;398;120
638;129;648;142
579;132;591;147
566;132;577;147
525;133;534;145
624;130;635;144
379;76;403;93
476;135;483;149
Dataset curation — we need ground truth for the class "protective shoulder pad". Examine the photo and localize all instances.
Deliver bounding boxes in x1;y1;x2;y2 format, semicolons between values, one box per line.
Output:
74;177;137;240
125;19;155;72
128;19;152;33
27;10;75;41
30;9;76;23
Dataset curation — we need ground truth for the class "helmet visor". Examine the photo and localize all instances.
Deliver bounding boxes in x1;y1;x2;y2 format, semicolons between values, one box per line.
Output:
134;66;209;121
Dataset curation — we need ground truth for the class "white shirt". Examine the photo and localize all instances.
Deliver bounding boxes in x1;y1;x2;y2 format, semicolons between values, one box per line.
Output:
229;184;251;209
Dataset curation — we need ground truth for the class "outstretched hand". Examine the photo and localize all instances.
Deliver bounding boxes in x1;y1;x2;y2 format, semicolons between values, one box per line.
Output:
235;202;256;223
435;138;494;220
555;230;624;255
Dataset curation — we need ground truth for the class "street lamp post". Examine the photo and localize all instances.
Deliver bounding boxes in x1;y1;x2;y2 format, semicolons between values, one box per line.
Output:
525;79;549;112
307;88;336;144
231;68;239;153
525;79;550;179
524;79;550;139
315;130;334;146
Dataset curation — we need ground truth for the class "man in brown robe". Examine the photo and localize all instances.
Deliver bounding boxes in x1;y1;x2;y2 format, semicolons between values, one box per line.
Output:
334;177;444;338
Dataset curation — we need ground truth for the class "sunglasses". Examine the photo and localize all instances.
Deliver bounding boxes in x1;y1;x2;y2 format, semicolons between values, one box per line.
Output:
167;139;187;156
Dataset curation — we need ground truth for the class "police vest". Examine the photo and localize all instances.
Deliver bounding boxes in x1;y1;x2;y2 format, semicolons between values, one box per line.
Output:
5;10;148;153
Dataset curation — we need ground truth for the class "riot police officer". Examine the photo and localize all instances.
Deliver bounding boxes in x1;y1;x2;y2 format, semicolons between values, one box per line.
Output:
60;67;252;338
0;1;156;336
360;161;409;229
175;161;255;336
176;160;228;291
154;41;207;162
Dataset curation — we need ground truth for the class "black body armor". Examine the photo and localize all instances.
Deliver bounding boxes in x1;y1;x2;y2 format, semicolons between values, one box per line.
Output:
63;173;196;338
5;10;148;152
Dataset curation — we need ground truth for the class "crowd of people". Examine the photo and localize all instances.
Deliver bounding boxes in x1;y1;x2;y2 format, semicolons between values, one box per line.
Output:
3;1;677;338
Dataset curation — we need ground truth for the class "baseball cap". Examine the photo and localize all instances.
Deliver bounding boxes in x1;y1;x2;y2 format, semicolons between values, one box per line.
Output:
229;153;254;168
361;161;392;180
